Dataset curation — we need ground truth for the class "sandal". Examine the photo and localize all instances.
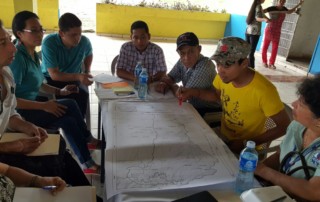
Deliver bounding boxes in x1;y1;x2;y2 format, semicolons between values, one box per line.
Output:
263;63;268;68
268;64;276;70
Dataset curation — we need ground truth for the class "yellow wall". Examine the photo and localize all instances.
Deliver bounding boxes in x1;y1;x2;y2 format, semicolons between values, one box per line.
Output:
0;0;58;30
97;4;230;39
0;0;15;28
37;0;59;30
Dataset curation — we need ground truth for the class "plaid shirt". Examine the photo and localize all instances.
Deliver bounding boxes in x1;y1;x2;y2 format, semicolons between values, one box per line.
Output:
116;42;167;76
168;55;218;109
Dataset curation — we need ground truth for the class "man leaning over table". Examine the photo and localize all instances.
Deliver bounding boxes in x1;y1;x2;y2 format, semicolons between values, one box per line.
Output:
116;20;167;83
41;13;92;118
155;32;220;117
180;36;290;154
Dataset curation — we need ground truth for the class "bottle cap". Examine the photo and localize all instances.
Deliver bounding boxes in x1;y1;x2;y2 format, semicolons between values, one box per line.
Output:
246;140;256;148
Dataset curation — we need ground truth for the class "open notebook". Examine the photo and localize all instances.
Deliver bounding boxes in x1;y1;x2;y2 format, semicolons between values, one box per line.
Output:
0;133;60;156
14;186;96;202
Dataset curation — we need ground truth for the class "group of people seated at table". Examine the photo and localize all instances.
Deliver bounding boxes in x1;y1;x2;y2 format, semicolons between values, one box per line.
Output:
114;19;320;201
0;8;319;201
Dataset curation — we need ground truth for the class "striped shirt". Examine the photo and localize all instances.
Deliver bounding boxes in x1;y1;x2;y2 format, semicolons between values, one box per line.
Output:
116;42;167;76
168;55;218;109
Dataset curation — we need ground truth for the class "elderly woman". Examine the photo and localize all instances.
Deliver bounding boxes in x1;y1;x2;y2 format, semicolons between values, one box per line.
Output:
0;19;65;201
255;76;320;201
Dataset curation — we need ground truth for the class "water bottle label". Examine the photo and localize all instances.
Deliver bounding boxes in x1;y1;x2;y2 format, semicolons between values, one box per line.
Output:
239;157;257;172
140;76;148;83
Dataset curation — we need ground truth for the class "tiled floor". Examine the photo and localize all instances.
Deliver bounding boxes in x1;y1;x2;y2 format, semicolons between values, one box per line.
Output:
84;33;309;200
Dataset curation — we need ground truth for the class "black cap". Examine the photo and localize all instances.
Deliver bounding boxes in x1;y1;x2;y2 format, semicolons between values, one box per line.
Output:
176;32;199;50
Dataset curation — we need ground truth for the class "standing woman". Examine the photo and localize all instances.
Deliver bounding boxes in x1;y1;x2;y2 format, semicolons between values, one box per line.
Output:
245;0;270;69
262;0;304;69
9;11;100;173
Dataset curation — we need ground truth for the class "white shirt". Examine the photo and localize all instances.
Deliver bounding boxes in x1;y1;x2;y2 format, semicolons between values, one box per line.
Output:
0;66;20;135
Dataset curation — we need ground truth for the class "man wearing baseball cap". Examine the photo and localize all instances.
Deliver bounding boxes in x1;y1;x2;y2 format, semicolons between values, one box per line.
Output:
155;32;220;117
180;36;290;154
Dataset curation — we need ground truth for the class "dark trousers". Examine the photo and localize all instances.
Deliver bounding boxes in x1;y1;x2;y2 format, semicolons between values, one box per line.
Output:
45;77;89;118
17;98;92;165
0;138;89;186
245;34;261;69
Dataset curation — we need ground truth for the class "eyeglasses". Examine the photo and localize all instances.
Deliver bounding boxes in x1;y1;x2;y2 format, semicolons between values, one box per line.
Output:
23;29;46;34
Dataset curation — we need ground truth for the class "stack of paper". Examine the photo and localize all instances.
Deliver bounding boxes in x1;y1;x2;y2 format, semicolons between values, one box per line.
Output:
101;81;135;96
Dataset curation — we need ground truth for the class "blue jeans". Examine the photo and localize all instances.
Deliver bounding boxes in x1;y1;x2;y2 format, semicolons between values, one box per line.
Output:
45;77;89;118
245;34;261;69
17;98;94;167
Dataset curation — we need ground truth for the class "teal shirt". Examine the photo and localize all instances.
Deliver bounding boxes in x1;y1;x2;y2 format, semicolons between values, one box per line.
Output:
280;121;320;179
41;33;93;77
9;43;44;101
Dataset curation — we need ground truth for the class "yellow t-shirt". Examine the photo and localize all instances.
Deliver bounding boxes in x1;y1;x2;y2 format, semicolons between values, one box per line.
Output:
213;70;283;141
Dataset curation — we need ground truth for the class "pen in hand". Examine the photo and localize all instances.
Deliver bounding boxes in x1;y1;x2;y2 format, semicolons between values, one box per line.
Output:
42;185;57;190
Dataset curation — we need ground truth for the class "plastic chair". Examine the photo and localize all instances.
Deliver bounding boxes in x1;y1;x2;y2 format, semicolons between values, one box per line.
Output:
258;103;293;157
111;55;119;75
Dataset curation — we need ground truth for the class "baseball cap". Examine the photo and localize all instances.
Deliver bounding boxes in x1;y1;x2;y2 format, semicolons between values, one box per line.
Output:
176;32;199;50
211;37;250;66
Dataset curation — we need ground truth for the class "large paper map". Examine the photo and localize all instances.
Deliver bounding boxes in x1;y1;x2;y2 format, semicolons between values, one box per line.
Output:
104;101;238;199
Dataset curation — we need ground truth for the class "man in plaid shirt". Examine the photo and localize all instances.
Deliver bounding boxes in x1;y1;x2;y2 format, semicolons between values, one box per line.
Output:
155;32;220;117
116;20;167;83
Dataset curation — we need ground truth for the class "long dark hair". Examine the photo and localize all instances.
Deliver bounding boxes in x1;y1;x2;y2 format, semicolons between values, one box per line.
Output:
246;0;260;24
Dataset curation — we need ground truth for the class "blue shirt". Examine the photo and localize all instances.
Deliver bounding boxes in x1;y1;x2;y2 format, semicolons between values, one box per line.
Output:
41;33;93;77
9;43;44;101
280;121;320;179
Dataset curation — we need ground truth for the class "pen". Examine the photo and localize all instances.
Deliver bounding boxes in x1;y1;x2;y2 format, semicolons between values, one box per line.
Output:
42;185;57;190
270;195;287;202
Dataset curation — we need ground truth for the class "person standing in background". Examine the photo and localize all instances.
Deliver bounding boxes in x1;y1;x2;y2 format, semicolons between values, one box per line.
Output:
245;0;270;69
262;0;304;69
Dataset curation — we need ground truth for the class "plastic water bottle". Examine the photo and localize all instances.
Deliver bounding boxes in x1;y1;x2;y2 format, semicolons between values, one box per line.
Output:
235;140;258;194
138;68;148;100
134;61;143;90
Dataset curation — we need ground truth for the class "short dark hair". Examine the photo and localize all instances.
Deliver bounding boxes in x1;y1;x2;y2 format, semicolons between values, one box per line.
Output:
12;11;39;39
59;13;82;32
298;76;320;118
0;20;3;27
130;20;149;34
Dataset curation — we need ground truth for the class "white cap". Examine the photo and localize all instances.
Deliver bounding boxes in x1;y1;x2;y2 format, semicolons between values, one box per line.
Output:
246;141;256;148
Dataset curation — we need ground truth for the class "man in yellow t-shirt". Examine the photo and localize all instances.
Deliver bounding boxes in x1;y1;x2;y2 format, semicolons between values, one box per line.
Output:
180;37;290;154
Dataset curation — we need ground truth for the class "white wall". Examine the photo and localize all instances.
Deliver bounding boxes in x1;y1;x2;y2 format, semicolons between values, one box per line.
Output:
288;0;320;59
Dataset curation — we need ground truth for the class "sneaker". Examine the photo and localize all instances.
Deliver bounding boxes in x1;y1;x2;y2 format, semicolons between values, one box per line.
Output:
87;139;103;150
83;165;101;175
263;63;268;68
269;64;276;70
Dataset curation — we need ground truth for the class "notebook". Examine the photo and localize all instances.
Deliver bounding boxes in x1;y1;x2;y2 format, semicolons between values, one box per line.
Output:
112;85;135;95
0;133;60;156
102;81;129;89
13;186;96;202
